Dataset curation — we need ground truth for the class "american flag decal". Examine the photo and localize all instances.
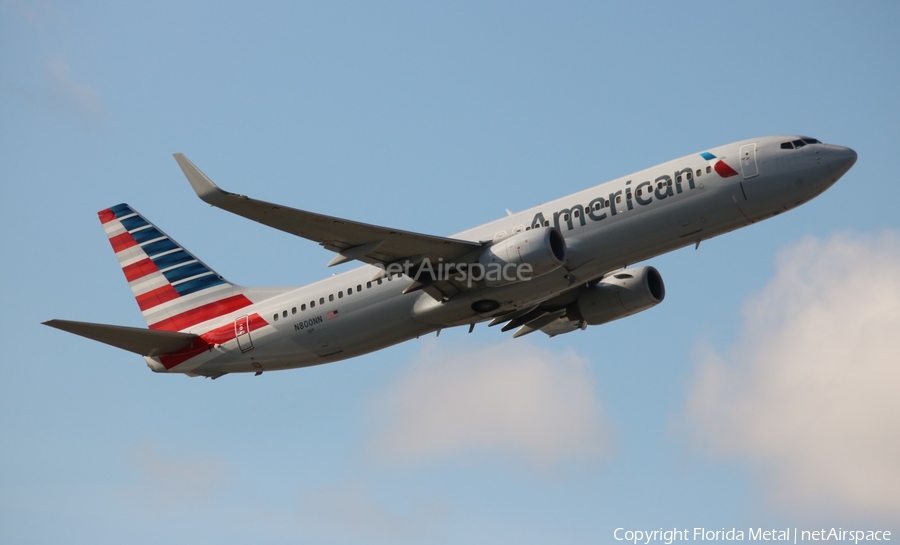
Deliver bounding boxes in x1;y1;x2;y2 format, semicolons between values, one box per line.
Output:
326;310;339;320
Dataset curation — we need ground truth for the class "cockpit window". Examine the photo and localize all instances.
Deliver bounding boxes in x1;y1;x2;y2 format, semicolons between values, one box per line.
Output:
781;137;822;150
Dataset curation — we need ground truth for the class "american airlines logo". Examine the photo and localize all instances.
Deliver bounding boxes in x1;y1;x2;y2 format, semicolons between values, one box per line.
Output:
530;154;737;232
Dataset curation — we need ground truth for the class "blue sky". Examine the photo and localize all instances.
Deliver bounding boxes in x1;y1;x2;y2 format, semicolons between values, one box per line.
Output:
2;1;899;543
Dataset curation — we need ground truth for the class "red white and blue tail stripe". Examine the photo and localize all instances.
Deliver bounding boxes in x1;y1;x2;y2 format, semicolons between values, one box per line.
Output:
98;203;253;332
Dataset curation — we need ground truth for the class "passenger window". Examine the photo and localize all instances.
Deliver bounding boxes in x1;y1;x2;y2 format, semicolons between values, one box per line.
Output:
377;279;382;285
338;291;343;299
329;294;334;301
282;310;288;318
667;179;672;186
637;189;642;196
563;213;570;221
367;281;372;288
706;166;712;173
310;301;315;308
676;175;682;183
292;307;297;315
696;169;701;177
686;172;692;180
301;304;307;311
319;297;324;304
544;220;550;227
616;195;622;204
594;202;601;211
357;284;362;291
273;314;279;321
573;210;580;218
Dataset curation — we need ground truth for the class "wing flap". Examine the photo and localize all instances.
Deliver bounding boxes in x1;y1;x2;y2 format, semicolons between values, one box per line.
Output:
173;154;483;267
44;319;199;357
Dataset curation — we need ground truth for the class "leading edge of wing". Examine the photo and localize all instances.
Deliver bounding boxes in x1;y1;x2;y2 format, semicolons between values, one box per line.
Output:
173;154;483;267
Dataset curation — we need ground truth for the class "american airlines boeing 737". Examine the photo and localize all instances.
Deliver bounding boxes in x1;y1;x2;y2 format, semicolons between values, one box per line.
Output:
45;136;857;378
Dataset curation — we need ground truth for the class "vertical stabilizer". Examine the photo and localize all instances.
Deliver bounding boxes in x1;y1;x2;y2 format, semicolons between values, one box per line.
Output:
98;203;253;332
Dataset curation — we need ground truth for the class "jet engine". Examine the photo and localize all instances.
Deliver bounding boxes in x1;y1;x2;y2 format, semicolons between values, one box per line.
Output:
477;226;567;287
569;266;665;326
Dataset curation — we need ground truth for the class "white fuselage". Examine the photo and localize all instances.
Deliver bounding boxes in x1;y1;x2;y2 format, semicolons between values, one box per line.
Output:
149;136;856;376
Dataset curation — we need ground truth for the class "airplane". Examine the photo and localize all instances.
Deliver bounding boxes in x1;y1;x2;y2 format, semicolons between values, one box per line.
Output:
44;136;857;378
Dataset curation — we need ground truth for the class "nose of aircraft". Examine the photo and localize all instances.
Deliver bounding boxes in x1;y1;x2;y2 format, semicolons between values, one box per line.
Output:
826;145;858;178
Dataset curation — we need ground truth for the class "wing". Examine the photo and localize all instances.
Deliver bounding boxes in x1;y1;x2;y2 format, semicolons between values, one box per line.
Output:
173;154;483;273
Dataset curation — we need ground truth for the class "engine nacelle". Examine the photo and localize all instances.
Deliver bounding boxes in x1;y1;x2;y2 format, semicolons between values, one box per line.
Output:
477;227;567;287
570;266;665;326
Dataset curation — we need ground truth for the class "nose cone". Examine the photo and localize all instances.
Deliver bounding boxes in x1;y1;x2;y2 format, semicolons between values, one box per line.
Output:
827;145;858;180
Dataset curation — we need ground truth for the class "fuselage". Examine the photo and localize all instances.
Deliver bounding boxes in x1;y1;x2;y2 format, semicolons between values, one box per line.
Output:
148;135;856;377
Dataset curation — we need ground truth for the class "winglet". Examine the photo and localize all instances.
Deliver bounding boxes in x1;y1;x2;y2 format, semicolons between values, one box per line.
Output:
173;153;231;205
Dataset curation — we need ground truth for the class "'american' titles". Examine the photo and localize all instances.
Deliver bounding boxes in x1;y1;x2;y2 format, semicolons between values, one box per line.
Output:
532;165;703;232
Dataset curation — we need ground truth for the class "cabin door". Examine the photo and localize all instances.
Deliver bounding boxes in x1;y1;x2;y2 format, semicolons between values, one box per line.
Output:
740;143;759;179
235;315;254;353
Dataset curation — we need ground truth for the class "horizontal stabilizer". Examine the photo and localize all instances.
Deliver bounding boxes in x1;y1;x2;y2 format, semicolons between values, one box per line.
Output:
44;319;199;357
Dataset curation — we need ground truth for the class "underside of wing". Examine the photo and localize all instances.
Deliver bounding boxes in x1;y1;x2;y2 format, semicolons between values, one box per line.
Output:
173;154;484;274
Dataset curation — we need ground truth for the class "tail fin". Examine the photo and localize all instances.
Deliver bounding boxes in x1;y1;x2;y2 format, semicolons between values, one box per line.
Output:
98;203;252;332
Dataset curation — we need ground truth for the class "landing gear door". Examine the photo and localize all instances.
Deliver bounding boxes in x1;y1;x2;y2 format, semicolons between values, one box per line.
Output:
740;143;759;179
235;315;254;353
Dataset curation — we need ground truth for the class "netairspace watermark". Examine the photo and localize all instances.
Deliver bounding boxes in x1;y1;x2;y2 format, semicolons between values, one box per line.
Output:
613;527;892;545
379;258;535;288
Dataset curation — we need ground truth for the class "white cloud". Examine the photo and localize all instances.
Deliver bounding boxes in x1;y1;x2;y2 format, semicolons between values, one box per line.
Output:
47;58;104;120
295;481;447;543
684;231;900;517
368;339;611;468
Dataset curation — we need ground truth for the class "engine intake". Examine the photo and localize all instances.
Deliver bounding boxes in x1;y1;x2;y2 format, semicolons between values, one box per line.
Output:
477;227;567;287
570;266;665;325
